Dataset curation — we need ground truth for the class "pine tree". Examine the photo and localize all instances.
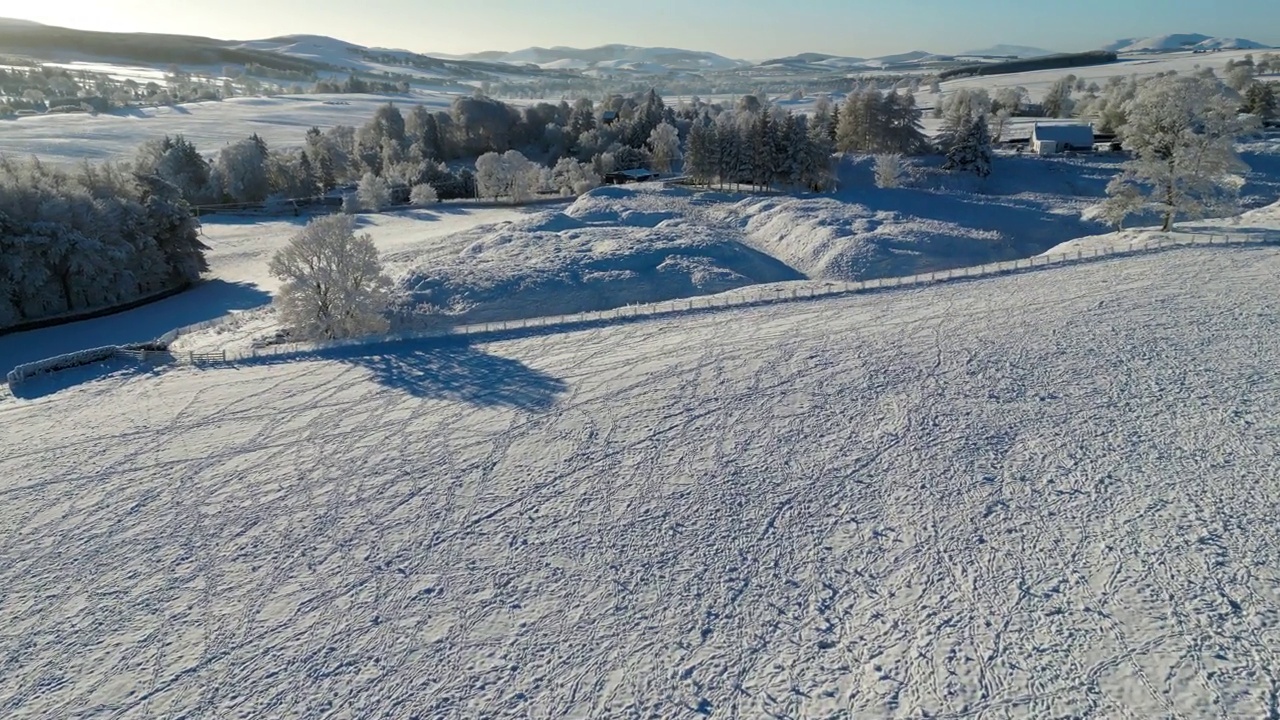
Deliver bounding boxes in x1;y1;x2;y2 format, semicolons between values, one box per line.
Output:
298;151;319;196
1243;82;1277;120
943;115;993;178
318;154;336;193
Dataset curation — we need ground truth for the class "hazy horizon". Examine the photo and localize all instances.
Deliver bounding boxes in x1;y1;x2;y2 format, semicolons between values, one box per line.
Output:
1;0;1278;59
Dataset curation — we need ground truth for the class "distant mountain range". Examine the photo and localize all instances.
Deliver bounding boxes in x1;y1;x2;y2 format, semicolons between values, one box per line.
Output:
959;45;1059;58
0;17;1271;85
440;44;748;74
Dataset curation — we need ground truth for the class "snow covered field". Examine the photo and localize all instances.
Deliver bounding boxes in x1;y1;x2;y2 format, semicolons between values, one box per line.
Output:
2;245;1278;718
938;49;1269;105
0;92;461;165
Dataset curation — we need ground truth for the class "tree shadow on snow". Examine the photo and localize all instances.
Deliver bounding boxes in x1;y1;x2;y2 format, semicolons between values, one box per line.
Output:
251;337;568;412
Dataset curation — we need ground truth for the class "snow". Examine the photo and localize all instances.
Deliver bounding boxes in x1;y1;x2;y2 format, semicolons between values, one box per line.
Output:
937;48;1266;105
959;45;1059;58
0;92;462;166
0;206;528;371
1101;34;1270;53
472;44;749;73
2;244;1279;717
1043;198;1280;255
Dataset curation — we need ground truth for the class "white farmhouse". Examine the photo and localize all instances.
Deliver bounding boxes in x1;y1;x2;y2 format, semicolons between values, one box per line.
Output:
1030;123;1095;154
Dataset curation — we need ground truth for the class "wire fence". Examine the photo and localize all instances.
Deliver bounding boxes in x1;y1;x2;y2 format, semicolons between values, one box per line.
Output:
7;232;1273;390
186;232;1275;366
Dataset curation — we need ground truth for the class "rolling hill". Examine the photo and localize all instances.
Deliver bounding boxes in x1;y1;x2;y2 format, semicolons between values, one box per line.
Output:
1101;33;1270;53
450;43;749;73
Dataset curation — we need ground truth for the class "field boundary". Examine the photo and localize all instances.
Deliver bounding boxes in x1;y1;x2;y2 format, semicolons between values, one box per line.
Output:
7;232;1276;389
204;233;1277;365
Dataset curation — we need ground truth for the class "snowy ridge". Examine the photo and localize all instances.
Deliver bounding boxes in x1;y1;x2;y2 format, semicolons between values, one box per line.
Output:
3;244;1278;717
1102;33;1270;53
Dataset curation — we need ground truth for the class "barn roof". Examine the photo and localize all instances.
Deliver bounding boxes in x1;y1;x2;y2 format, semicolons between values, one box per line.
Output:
1030;123;1095;146
615;168;657;179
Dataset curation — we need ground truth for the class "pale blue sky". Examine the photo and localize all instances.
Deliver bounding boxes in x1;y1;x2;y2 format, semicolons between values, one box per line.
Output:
2;0;1278;59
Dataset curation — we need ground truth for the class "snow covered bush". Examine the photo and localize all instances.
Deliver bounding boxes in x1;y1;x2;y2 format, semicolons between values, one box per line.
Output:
1100;75;1252;231
409;183;439;205
356;172;391;212
268;215;393;340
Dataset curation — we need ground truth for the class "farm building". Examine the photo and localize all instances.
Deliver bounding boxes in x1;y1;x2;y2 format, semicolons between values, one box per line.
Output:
1030;123;1096;154
604;168;660;184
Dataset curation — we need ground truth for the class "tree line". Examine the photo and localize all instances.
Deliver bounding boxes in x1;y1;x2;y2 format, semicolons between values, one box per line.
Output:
0;155;206;330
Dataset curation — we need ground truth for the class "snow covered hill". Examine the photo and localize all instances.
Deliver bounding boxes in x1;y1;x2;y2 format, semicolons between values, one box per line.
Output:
1101;33;1270;53
959;44;1059;58
3;245;1278;717
452;44;749;73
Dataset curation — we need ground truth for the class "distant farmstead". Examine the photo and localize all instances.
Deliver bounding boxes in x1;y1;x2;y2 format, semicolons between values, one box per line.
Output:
1030;123;1096;154
604;168;660;184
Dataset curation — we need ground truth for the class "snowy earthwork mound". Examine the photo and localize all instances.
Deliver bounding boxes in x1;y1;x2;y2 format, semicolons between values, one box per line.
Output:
391;185;802;326
3;245;1278;717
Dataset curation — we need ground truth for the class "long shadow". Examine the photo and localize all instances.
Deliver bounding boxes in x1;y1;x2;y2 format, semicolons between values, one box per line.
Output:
243;336;568;412
0;280;271;371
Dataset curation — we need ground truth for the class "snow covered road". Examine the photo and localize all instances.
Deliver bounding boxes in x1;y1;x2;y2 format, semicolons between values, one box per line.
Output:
2;246;1278;718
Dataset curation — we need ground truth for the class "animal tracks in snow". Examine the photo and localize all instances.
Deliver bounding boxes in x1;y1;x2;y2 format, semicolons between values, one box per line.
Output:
1;246;1279;718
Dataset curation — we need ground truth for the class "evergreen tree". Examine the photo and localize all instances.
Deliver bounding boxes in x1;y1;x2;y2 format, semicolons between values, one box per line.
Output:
298;151;319;196
1243;82;1277;120
943;115;993;178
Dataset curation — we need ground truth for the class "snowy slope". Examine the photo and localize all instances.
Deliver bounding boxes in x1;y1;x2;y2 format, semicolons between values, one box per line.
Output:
0;92;463;165
936;48;1265;105
1101;34;1270;53
3;245;1279;717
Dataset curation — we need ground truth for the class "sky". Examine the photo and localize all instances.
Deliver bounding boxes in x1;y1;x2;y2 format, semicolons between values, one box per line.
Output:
1;0;1277;59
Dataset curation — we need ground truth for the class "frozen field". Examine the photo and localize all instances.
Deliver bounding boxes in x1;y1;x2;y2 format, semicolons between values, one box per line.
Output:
2;245;1278;718
0;92;462;165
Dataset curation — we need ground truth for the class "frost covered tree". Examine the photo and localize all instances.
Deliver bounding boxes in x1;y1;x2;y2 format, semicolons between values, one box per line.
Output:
356;172;392;211
268;215;393;340
1099;75;1252;231
874;153;906;188
409;183;439;205
550;158;600;196
133;135;218;205
475;150;537;203
1243;82;1277;120
647;122;682;173
683;118;716;186
943;114;992;177
1043;76;1076;118
217;136;271;203
936;88;991;151
0;153;206;327
804;114;835;191
992;87;1027;116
